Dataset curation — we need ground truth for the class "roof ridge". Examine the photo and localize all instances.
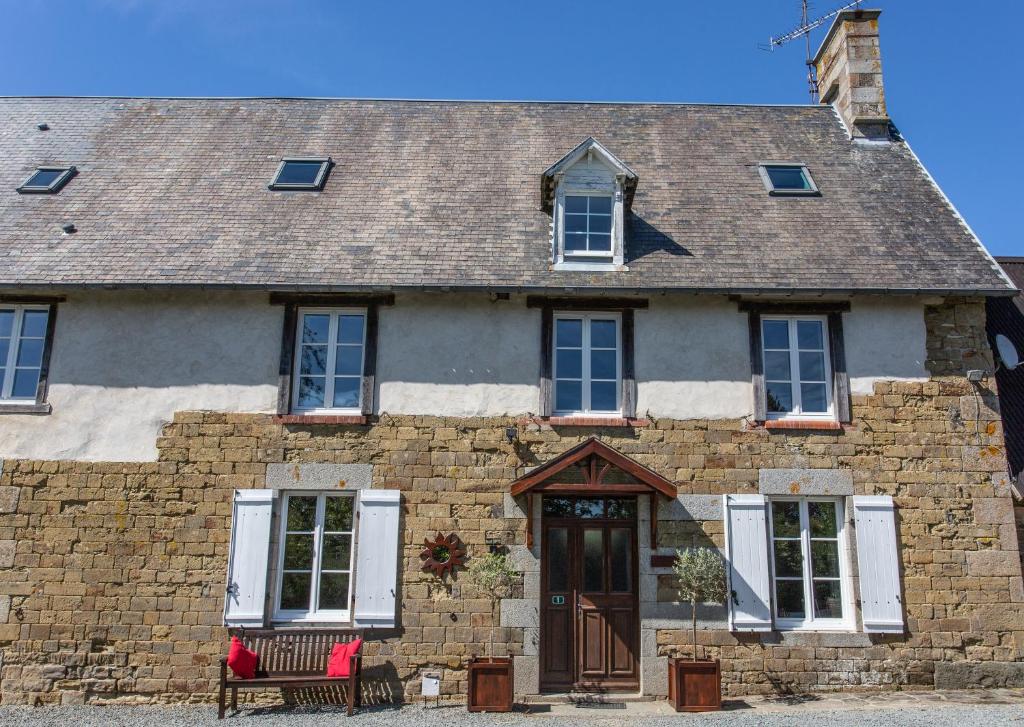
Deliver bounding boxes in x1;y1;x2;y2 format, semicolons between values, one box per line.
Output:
0;95;827;109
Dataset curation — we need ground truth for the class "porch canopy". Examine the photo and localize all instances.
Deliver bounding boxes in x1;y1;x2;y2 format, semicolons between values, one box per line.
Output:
510;437;677;547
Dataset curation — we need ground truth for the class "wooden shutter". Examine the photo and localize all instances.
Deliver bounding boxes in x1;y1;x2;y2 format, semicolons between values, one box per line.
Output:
224;489;275;627
747;312;766;422
723;494;773;631
34;303;58;405
539;305;553;417
828;312;851;423
852;496;904;633
621;309;637;419
353;489;401;628
360;304;379;416
276;303;298;415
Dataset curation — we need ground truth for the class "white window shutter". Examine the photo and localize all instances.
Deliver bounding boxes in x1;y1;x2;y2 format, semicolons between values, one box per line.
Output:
723;494;773;631
852;496;904;633
354;489;401;628
224;489;275;627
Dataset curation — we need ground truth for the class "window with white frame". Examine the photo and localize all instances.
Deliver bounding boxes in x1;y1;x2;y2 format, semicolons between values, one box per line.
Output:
563;195;613;256
292;309;366;413
0;305;50;402
761;316;833;419
275;492;356;621
553;313;620;415
768;498;850;630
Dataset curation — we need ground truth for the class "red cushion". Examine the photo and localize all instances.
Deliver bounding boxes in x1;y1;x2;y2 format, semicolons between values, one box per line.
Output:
326;638;362;678
227;636;258;679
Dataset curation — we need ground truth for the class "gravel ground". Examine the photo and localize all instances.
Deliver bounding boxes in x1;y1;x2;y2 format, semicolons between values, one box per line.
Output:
0;702;1021;727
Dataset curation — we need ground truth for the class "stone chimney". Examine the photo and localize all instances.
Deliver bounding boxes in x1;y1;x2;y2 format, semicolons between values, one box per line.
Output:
812;9;891;139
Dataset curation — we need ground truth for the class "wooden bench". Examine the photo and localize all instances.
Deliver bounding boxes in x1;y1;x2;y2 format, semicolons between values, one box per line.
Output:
218;628;363;719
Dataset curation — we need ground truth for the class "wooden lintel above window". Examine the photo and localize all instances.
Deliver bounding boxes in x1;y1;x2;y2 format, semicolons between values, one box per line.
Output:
734;299;851;314
0;294;66;304
526;296;648;310
269;292;396;307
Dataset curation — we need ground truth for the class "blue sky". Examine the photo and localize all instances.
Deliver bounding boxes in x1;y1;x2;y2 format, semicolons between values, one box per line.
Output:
3;0;1022;256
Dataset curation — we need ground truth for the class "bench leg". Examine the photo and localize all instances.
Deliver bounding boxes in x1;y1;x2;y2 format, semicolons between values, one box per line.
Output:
218;659;227;719
347;672;355;716
231;687;238;712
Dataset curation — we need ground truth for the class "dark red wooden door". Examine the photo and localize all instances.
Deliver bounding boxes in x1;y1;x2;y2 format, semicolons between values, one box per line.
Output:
540;497;639;691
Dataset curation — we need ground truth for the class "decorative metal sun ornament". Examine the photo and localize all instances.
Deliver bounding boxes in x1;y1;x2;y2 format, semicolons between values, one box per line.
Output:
420;532;467;577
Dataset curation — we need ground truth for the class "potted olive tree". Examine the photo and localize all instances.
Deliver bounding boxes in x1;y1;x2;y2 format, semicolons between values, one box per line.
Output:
668;547;728;712
465;550;517;712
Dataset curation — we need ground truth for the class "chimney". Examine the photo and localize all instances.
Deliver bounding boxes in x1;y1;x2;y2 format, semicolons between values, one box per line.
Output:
812;8;891;139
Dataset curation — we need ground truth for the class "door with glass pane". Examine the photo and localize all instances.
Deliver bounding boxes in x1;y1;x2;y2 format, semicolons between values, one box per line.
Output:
540;497;639;691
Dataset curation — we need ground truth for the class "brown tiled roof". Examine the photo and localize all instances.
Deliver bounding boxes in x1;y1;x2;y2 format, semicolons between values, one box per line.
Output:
0;97;1012;294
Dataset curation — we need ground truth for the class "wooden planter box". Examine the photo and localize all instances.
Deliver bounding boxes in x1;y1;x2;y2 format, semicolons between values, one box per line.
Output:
467;657;513;712
668;658;721;712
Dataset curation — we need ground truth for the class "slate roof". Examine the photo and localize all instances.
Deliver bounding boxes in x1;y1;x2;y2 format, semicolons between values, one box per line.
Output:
0;97;1012;294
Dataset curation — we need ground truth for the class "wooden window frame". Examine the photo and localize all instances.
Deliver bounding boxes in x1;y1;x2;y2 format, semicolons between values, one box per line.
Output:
552;311;622;417
767;497;854;632
761;315;834;421
273;491;357;624
273;293;391;417
533;298;642;419
743;302;850;424
0;300;58;415
290;307;367;415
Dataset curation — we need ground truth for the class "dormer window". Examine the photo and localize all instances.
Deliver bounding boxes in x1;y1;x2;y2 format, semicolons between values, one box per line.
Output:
542;138;637;271
564;195;612;255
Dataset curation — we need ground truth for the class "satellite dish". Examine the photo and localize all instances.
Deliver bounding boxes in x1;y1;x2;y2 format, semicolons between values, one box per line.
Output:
996;334;1020;371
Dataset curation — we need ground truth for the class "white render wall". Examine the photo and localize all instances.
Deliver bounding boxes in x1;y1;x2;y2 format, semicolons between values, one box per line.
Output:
0;291;281;462
0;292;929;462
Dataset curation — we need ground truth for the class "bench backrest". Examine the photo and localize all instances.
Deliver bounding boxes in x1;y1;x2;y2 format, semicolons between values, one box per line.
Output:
230;628;363;677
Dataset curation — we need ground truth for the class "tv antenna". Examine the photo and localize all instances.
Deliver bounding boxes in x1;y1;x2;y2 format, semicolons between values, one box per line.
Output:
762;0;864;102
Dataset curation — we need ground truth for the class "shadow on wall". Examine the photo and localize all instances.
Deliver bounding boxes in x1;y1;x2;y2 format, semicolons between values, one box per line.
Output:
47;291;281;388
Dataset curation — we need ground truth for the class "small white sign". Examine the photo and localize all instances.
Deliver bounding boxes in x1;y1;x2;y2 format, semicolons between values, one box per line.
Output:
421;671;441;697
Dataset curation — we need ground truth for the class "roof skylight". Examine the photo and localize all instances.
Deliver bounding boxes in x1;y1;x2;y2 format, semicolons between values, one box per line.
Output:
269;158;332;191
758;164;819;196
17;166;76;194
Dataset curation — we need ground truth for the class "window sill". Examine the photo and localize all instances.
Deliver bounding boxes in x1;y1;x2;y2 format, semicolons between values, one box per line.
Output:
0;402;51;415
525;415;650;428
551;260;628;272
275;414;368;425
762;419;843;431
773;623;857;633
270;619;353;628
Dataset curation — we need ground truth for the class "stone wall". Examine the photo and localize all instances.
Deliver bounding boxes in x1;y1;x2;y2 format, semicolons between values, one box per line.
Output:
0;298;1021;704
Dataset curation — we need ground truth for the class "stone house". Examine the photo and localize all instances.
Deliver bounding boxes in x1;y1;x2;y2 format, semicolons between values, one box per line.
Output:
0;9;1022;706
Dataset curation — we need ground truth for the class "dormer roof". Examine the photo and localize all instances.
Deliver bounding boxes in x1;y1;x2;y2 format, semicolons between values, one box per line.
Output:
541;136;638;213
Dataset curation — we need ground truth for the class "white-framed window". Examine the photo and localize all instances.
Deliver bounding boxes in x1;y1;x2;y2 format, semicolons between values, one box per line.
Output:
292;308;366;413
768;497;852;631
761;316;833;419
0;305;49;402
274;492;356;622
563;194;613;256
553;312;621;415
